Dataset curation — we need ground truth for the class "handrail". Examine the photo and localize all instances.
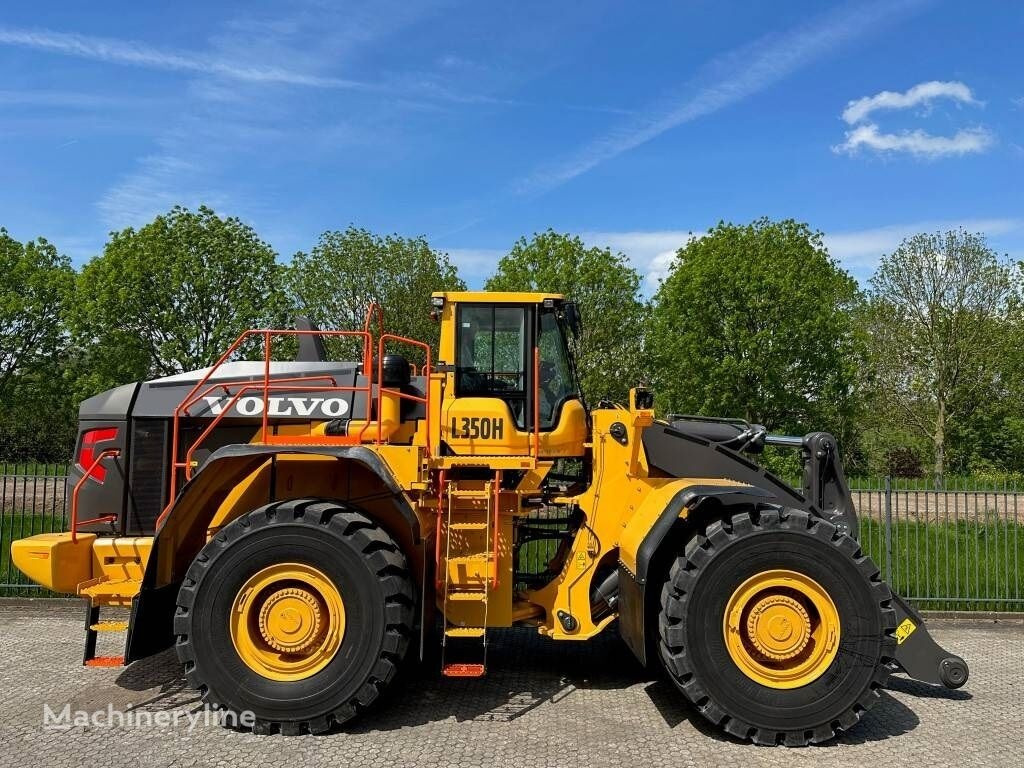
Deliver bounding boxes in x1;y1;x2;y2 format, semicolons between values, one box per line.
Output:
435;469;446;589
369;333;433;456
165;327;373;508
160;310;437;531
71;449;120;543
362;302;384;365
532;346;541;459
492;469;501;588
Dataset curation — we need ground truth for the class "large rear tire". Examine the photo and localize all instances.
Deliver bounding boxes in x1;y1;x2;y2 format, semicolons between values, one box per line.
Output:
658;508;896;745
175;498;415;734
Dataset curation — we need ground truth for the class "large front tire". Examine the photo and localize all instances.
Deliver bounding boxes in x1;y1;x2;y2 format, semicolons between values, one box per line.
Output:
175;498;415;734
658;508;896;746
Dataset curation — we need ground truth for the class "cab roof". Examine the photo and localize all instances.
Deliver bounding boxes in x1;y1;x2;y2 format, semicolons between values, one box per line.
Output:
430;290;565;304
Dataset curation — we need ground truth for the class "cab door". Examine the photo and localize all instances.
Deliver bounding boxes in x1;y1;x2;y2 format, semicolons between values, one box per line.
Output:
443;304;533;456
441;303;587;459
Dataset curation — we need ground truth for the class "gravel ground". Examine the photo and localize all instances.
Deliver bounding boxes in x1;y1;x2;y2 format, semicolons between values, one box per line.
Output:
0;600;1020;768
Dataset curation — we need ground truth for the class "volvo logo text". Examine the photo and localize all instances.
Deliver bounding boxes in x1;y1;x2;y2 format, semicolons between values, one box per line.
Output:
201;395;350;418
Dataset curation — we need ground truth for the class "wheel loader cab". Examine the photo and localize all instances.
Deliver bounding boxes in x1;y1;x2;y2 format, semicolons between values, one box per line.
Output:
435;292;588;459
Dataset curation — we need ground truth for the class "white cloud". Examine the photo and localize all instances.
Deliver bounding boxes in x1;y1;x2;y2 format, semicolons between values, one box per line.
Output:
583;230;701;293
825;218;1022;277
835;79;992;158
513;0;926;195
0;26;368;89
841;80;979;124
96;154;228;227
0;89;138;108
834;123;994;157
442;248;507;287
572;219;1023;291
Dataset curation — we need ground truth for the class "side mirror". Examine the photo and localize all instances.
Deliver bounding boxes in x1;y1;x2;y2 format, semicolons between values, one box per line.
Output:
564;302;581;338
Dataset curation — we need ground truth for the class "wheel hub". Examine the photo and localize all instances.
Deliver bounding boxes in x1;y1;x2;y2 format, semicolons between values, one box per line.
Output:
723;569;840;689
229;562;346;681
258;587;324;653
745;594;811;661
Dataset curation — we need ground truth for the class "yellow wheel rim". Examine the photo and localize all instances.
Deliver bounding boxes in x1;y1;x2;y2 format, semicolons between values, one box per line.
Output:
230;562;345;681
723;569;840;689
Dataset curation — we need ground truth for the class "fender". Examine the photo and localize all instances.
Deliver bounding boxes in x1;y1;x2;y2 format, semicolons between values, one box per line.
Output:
617;481;775;665
126;443;421;662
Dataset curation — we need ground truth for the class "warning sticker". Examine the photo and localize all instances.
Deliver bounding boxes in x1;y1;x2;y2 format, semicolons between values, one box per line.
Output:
895;618;917;645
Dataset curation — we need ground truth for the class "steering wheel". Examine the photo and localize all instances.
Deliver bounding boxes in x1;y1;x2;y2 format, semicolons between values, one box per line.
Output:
484;376;512;391
539;361;562;399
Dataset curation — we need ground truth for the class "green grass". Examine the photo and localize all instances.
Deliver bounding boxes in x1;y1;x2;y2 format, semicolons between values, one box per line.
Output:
858;517;1024;611
0;462;70;477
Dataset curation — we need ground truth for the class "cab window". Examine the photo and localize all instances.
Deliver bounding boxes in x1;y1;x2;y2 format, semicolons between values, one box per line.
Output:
456;306;527;426
538;309;577;428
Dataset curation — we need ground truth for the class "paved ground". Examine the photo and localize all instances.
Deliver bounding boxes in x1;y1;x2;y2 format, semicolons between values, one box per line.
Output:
1;601;1020;768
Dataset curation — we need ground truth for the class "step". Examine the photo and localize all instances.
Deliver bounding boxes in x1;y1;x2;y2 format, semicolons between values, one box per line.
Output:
446;590;487;602
449;522;489;531
79;577;141;606
445;626;486;638
448;489;492;499
446;553;490;563
84;656;124;668
434;456;535;470
90;620;129;632
442;663;486;678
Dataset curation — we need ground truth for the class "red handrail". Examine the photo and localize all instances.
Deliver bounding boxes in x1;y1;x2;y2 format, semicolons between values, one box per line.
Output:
362;302;384;366
159;306;436;530
71;449;120;543
532;346;541;459
435;469;446;589
368;334;432;456
165;327;373;505
491;469;500;587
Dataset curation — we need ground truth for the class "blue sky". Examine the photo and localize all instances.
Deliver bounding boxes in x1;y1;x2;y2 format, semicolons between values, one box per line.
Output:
1;0;1021;291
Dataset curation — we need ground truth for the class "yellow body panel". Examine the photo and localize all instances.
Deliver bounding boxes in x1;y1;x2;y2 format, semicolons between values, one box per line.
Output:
10;532;95;593
9;532;150;597
91;537;151;582
432;290;564;305
442;397;587;458
524;406;744;639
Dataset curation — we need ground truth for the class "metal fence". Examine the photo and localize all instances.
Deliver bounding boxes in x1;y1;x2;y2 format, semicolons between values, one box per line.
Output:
1;463;71;595
845;477;1023;611
2;467;1023;609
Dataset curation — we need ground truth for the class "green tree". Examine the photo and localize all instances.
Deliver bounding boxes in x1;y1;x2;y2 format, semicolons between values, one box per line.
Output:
650;218;862;441
863;229;1013;486
70;206;289;395
485;230;648;404
0;229;74;395
0;229;76;460
287;227;465;363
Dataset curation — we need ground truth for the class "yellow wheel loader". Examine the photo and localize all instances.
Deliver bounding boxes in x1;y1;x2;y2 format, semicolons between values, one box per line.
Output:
10;291;968;744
